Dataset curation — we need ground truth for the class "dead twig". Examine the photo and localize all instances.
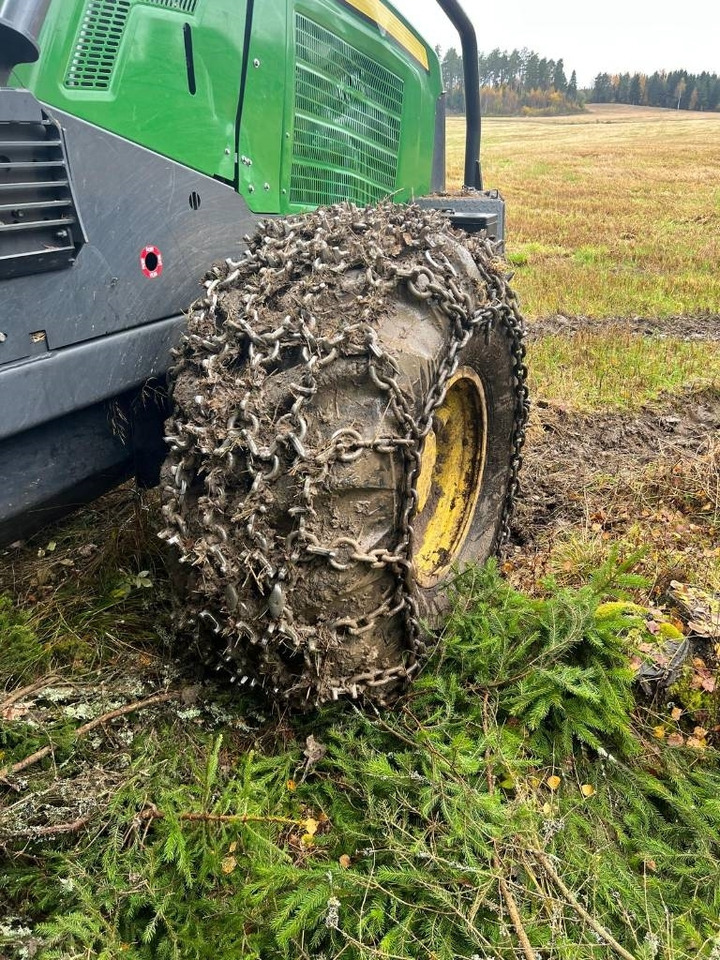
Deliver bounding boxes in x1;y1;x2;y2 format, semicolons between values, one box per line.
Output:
0;675;59;716
3;815;93;840
136;806;303;828
0;690;176;782
531;849;638;960
493;852;536;960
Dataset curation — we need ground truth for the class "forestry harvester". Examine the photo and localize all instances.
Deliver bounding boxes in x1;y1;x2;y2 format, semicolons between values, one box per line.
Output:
0;0;528;704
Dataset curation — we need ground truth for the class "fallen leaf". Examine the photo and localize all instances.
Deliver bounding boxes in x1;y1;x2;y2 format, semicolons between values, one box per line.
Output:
2;704;29;721
671;581;720;638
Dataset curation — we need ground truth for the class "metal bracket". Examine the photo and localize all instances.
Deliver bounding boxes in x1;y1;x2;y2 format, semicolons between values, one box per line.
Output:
415;190;506;249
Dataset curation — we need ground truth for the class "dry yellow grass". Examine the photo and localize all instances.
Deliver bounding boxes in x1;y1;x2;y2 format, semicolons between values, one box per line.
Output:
447;104;720;319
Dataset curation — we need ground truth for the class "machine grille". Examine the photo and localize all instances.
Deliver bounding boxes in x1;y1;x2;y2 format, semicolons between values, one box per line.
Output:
143;0;198;10
65;0;131;90
0;101;85;280
65;0;198;90
291;15;404;207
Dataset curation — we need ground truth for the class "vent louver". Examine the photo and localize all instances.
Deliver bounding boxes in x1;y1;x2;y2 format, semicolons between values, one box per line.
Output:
143;0;198;11
65;0;198;91
0;93;86;280
291;15;404;207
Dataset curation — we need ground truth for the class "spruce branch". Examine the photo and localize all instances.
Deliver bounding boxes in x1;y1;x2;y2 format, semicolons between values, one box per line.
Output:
4;815;94;839
531;849;638;960
0;690;177;782
136;806;308;829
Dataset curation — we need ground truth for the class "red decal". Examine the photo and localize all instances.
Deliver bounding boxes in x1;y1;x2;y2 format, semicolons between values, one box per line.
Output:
140;245;163;279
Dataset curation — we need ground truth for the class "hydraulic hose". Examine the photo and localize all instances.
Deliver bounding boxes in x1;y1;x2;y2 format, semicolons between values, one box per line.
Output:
0;0;52;82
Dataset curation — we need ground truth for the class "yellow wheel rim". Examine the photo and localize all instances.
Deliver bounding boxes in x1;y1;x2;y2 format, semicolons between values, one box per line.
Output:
413;367;487;587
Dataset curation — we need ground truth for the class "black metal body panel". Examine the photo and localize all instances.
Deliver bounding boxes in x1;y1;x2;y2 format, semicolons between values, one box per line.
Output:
0;314;185;442
416;191;506;248
0;106;259;368
0;401;133;545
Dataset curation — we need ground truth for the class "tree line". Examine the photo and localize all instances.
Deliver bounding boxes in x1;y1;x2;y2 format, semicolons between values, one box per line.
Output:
441;48;720;116
441;47;582;117
591;71;720;111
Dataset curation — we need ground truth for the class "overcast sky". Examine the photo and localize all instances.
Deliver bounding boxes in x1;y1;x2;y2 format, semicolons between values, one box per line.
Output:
392;0;720;88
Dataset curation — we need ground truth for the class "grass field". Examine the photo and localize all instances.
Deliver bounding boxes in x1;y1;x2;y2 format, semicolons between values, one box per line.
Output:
1;104;719;960
447;103;720;318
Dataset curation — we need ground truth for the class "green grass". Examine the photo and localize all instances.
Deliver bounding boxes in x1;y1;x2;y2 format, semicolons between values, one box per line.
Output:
528;332;720;411
447;104;720;318
0;487;171;685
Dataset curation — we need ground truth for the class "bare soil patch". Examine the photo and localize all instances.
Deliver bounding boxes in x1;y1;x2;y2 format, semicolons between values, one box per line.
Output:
513;386;720;546
526;313;720;342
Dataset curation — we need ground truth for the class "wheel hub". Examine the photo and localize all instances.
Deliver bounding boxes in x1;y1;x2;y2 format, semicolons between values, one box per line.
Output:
414;367;487;587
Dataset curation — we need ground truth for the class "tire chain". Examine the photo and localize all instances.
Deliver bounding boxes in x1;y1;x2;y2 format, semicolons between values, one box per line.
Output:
160;202;529;705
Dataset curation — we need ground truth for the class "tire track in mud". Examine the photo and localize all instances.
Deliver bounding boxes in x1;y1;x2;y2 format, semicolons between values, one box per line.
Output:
526;313;720;342
514;316;720;546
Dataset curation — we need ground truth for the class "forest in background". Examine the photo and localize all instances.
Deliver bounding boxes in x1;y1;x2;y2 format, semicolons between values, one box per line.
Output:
441;46;582;116
591;70;720;111
442;46;720;116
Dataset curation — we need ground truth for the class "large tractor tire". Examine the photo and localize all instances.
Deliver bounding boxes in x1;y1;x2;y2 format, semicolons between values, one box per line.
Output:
160;203;528;706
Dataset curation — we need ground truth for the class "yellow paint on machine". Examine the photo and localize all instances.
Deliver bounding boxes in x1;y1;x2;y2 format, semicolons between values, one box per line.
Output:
341;0;430;70
414;368;488;587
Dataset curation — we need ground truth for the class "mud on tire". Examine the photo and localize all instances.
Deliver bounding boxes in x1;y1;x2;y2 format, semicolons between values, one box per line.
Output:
160;203;528;706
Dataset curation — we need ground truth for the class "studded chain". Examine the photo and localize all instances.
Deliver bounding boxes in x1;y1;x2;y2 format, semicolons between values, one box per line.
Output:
159;202;529;704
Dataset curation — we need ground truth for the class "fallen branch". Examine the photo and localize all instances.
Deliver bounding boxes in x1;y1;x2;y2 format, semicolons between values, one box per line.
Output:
0;690;176;782
136;806;303;828
0;675;59;716
493;853;536;960
531;849;638;960
2;815;94;840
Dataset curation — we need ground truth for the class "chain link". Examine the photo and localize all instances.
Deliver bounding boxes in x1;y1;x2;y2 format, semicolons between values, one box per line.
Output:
159;202;529;704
